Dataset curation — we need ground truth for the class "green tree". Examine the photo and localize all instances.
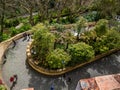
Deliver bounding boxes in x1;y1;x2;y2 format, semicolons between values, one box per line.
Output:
46;48;71;69
91;0;120;18
32;24;55;65
68;42;95;65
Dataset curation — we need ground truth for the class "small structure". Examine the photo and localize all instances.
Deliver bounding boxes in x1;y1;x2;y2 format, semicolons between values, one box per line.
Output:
21;88;34;90
76;74;120;90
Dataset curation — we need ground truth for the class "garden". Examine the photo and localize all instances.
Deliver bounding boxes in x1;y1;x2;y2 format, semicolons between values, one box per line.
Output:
27;17;120;71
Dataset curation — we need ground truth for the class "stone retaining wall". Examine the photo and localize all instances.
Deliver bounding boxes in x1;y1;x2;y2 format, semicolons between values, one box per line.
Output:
26;41;120;76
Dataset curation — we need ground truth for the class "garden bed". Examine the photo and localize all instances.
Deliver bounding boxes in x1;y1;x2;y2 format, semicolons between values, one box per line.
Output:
26;41;120;76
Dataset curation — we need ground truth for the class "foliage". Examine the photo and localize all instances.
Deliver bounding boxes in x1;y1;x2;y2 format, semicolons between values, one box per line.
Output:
32;24;55;64
81;29;120;55
91;0;120;19
92;36;109;54
4;18;20;28
94;19;108;37
17;23;31;33
2;34;10;41
80;30;97;45
33;15;40;24
83;11;100;22
9;27;19;37
0;85;7;90
68;42;95;66
105;30;120;49
53;23;65;32
109;20;120;32
46;48;71;69
9;24;31;37
75;16;87;40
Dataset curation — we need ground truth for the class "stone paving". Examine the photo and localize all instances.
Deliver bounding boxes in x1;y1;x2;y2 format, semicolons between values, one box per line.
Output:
0;37;120;90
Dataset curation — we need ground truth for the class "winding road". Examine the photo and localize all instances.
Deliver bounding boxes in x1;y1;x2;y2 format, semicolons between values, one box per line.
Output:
1;38;120;90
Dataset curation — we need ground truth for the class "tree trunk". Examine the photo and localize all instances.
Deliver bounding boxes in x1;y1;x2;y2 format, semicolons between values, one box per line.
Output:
0;0;5;41
29;8;34;26
0;14;4;36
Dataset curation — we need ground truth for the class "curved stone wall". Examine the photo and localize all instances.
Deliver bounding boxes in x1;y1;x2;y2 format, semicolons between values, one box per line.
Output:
26;41;120;76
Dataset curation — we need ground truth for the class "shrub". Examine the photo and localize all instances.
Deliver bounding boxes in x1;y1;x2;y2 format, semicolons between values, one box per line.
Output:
2;34;10;41
0;85;7;90
68;42;95;65
90;30;120;55
46;48;71;69
83;11;100;22
53;23;65;32
9;27;19;36
4;18;19;28
94;19;108;37
17;24;31;33
105;30;120;49
9;24;31;37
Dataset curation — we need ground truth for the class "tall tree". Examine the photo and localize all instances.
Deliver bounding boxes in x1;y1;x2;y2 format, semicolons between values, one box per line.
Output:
18;0;36;25
0;0;18;41
92;0;120;18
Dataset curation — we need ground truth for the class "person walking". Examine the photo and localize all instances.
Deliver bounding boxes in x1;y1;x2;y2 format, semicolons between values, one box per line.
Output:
50;84;54;90
67;77;72;83
22;32;27;41
12;39;16;48
10;74;18;90
27;33;31;41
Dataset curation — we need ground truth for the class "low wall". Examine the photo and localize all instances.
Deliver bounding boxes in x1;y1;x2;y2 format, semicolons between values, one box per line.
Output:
26;41;120;76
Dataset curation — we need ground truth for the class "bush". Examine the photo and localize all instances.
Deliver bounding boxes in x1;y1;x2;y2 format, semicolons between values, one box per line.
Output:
105;30;120;49
9;24;31;37
0;85;7;90
94;19;108;37
17;24;31;33
33;15;40;24
4;18;19;28
46;48;71;69
53;23;65;32
2;34;10;41
9;27;19;36
83;11;100;22
89;30;120;55
68;42;95;65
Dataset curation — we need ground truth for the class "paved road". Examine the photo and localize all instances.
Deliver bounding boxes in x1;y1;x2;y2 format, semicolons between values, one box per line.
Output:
1;38;120;90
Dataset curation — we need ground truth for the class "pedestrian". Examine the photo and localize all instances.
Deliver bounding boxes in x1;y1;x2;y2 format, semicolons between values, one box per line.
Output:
22;32;27;41
13;74;18;83
2;59;6;65
50;84;54;90
10;76;14;83
67;77;72;83
27;33;31;41
0;79;3;85
10;74;18;90
3;54;7;65
12;39;16;48
63;74;66;79
3;54;6;59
